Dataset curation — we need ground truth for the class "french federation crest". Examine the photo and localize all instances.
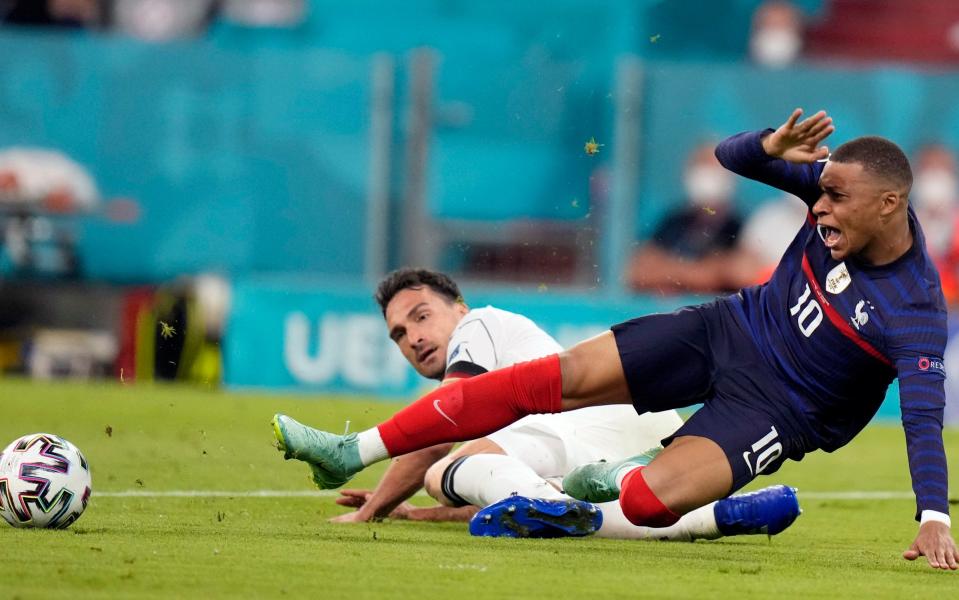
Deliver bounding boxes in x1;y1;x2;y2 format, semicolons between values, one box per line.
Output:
825;262;851;294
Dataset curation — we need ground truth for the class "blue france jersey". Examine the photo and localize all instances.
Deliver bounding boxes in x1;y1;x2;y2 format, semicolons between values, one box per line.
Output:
716;130;949;517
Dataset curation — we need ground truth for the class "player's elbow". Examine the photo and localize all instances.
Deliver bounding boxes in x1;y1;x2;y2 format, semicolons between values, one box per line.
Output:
714;141;732;169
900;405;945;429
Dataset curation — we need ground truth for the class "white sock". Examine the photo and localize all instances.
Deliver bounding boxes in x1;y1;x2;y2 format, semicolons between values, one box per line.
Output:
443;453;567;506
595;502;720;541
676;503;721;540
614;464;642;489
356;428;389;467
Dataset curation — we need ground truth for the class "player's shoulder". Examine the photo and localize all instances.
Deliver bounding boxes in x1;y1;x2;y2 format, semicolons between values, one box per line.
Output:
897;209;948;311
899;252;948;315
878;258;949;343
460;305;552;337
463;305;541;330
454;305;512;336
459;305;507;327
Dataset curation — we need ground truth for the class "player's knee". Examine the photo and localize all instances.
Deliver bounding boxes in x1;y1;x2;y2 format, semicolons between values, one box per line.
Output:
559;331;624;403
426;455;474;508
423;459;449;504
558;348;588;396
619;468;680;528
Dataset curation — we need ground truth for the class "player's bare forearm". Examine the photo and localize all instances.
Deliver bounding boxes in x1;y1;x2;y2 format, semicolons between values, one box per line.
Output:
357;444;455;520
404;505;479;522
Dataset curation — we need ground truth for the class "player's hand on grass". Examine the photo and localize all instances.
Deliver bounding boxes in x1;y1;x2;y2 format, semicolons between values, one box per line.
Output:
385;502;417;520
335;488;373;509
761;108;834;163
331;489;377;523
903;520;959;570
331;489;415;522
329;509;375;523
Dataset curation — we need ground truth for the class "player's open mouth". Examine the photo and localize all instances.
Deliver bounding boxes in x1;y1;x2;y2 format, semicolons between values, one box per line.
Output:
817;224;842;249
418;347;437;363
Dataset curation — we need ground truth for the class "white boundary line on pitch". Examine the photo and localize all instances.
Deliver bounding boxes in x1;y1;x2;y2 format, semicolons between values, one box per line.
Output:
799;491;914;500
98;490;348;498
95;490;917;500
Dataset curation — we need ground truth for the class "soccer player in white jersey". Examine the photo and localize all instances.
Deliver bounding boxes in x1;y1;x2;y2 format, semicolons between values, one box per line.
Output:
278;268;800;539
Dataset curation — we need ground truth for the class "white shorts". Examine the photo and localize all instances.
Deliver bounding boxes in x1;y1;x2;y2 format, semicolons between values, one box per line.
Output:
485;405;683;479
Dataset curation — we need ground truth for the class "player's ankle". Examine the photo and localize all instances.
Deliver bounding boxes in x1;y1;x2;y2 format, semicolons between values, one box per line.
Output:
357;428;388;467
613;464;640;490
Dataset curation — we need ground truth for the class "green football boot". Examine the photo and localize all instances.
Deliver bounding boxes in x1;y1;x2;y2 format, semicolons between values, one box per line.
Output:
272;413;363;489
562;446;662;503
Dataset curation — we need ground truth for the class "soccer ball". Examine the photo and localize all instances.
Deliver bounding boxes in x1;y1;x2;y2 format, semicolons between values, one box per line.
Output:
0;433;92;529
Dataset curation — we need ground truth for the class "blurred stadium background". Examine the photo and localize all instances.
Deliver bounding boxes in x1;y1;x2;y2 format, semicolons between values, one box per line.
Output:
4;0;959;424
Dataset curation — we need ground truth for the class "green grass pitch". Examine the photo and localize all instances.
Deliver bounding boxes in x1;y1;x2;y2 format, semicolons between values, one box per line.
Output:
1;379;957;598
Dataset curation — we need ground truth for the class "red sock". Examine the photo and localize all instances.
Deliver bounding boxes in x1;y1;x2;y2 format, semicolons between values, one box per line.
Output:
377;354;562;456
619;467;680;527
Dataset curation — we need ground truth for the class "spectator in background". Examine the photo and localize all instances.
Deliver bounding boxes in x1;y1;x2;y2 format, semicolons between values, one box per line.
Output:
220;0;306;28
625;141;747;294
912;143;959;303
749;0;804;68
0;147;100;278
111;0;216;40
733;192;809;284
0;0;101;27
1;0;218;39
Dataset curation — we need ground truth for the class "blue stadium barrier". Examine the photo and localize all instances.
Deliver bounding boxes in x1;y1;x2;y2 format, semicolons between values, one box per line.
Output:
225;275;691;395
0;31;375;282
5;26;959;286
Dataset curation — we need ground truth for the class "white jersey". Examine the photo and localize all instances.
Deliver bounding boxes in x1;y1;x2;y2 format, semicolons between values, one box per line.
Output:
446;306;562;373
444;306;683;473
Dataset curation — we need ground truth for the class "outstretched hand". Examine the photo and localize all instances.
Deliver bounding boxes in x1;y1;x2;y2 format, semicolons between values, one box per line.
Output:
903;521;959;570
761;108;835;163
329;489;375;523
334;488;372;509
330;489;417;522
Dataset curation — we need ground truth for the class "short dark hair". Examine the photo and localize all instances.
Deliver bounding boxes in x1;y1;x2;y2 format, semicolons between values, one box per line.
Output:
830;136;913;193
374;268;463;316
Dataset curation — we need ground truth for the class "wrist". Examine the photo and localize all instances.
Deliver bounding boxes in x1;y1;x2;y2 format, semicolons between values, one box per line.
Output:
920;510;951;528
356;504;380;521
759;128;777;157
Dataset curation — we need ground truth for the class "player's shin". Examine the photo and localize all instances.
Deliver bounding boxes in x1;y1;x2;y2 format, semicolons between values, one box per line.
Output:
438;454;567;507
376;355;563;457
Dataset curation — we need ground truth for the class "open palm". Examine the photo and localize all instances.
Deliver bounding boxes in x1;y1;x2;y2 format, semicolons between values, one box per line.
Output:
762;108;835;163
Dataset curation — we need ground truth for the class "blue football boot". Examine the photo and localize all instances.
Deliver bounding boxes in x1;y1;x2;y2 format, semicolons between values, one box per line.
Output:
469;495;603;538
714;484;801;536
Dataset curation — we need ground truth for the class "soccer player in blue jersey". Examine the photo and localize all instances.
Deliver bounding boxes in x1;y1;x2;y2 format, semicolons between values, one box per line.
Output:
273;108;957;569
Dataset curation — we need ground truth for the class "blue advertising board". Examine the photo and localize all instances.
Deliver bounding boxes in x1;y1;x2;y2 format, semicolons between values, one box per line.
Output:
224;276;908;420
225;276;691;396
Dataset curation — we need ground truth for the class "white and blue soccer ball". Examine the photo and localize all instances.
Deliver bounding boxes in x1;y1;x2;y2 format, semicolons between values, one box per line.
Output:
0;433;92;529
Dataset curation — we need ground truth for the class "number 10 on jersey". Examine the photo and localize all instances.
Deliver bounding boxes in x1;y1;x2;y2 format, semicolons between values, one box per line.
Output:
789;284;823;337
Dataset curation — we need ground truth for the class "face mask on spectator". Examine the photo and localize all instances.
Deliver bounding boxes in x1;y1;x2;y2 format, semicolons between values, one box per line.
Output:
684;166;734;207
750;27;802;68
912;168;957;214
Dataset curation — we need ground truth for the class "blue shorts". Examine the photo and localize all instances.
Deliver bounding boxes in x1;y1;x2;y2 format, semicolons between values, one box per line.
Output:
611;299;812;493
